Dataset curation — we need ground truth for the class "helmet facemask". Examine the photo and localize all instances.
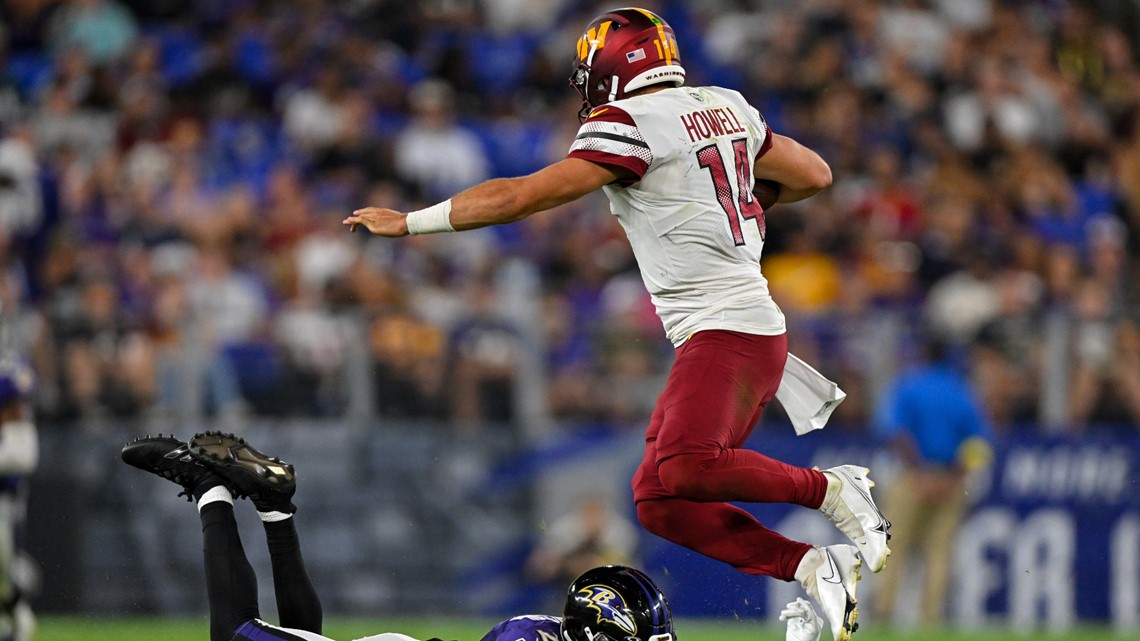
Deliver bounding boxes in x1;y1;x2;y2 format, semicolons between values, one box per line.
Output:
570;35;612;122
570;62;594;121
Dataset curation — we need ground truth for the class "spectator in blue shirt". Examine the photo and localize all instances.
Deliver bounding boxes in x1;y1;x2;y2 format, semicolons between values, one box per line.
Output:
871;336;992;626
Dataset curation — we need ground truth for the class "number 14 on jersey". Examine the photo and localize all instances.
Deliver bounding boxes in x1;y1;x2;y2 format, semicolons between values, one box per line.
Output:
697;138;766;245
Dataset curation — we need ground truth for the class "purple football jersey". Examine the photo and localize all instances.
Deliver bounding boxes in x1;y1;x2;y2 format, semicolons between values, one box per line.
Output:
479;615;563;641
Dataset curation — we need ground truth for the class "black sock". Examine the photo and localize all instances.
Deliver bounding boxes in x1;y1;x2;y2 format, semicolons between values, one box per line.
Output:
264;518;323;633
200;502;261;641
191;476;227;503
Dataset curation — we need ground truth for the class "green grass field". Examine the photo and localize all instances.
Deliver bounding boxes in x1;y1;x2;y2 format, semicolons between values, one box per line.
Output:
34;616;1118;641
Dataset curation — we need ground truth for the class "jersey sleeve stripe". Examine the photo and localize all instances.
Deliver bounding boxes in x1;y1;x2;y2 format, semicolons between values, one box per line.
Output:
586;105;638;127
567;149;649;183
577;119;647;142
569;104;651;182
574;130;650;149
569;134;653;165
756;125;774;159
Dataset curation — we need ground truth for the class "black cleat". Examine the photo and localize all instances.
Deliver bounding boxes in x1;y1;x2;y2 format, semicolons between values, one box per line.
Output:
121;434;222;501
189;431;297;513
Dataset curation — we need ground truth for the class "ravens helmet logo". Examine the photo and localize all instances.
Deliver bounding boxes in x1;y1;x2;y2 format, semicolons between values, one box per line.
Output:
578;585;638;635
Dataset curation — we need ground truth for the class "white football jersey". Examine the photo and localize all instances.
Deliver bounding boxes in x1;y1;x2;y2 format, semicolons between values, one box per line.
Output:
567;86;785;345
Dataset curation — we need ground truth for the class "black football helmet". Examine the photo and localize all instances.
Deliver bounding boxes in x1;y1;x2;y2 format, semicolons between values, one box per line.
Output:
561;566;675;641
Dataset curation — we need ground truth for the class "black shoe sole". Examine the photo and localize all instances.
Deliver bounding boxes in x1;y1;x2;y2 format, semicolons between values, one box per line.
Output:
189;431;295;496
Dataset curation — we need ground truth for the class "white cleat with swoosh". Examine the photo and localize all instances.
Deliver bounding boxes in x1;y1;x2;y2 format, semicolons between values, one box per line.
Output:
819;465;892;573
798;544;861;641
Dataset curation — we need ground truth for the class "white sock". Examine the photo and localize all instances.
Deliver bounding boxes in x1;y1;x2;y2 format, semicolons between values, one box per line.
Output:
818;470;842;512
197;485;234;512
258;510;293;522
794;546;824;585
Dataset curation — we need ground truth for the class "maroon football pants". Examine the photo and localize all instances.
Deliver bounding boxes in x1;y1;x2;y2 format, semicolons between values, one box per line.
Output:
631;329;827;581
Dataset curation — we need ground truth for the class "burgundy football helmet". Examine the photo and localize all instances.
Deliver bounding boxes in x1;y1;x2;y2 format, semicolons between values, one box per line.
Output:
570;7;686;119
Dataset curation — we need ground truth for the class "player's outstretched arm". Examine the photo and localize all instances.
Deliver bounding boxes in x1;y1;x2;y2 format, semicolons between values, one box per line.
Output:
753;134;832;204
344;159;623;237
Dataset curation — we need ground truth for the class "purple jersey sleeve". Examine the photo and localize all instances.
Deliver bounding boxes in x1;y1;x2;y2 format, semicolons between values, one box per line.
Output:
479;615;562;641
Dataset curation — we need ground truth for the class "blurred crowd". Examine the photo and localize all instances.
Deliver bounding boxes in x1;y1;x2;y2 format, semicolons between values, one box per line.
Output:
1;0;1139;433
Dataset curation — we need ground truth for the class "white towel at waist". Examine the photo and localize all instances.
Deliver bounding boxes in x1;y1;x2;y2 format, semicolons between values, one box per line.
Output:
775;353;846;435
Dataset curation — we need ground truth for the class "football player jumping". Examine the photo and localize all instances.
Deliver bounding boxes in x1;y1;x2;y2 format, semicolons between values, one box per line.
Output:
345;8;888;640
122;432;830;641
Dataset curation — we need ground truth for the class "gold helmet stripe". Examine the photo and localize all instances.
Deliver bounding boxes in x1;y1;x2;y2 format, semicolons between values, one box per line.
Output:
632;7;672;65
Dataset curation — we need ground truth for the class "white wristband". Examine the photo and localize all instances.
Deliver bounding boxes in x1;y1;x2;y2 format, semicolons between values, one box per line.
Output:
405;199;455;234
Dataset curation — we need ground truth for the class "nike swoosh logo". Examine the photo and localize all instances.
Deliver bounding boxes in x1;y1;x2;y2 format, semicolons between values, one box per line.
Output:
589;107;610;118
820;552;842;585
852;482;890;535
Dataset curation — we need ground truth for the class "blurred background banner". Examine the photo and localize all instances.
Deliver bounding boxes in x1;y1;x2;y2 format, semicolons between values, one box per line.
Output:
4;0;1140;635
27;422;1140;631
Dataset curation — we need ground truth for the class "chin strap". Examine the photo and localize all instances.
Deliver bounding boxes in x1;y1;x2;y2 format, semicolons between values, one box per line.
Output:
577;101;593;122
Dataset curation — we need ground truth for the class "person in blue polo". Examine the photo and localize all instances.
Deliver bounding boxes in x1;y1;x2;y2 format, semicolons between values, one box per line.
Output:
872;335;992;625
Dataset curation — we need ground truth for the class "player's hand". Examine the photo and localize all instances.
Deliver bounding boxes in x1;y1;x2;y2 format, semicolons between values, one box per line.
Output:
343;207;410;237
779;597;823;641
